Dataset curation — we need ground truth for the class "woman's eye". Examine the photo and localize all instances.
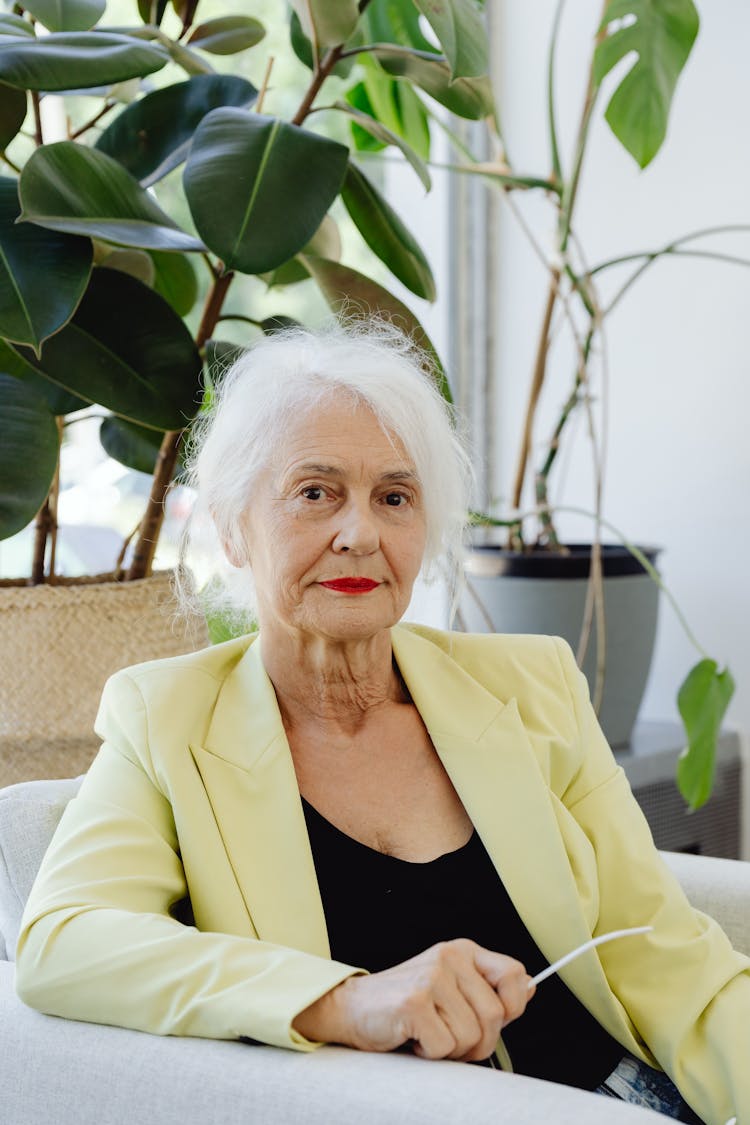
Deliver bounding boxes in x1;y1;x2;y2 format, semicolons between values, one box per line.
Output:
301;486;324;501
385;492;408;507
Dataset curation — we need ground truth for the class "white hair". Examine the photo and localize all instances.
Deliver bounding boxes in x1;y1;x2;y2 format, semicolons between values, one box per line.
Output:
179;319;473;628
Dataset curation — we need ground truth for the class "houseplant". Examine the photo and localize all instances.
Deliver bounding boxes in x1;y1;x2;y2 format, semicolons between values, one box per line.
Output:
0;0;736;806
450;0;742;806
0;0;495;781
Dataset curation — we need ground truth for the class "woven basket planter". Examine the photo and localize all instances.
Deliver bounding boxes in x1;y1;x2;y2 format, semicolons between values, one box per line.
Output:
0;571;208;786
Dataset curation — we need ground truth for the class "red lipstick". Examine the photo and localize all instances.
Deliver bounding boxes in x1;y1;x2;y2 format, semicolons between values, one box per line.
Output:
320;578;381;593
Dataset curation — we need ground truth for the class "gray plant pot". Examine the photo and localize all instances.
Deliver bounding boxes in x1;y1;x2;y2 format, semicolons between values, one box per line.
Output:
460;544;661;748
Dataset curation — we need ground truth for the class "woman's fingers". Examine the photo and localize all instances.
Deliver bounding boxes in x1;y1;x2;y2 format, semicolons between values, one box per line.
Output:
293;938;535;1059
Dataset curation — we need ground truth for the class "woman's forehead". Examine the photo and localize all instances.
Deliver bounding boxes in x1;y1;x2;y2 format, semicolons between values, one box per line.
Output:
271;400;415;475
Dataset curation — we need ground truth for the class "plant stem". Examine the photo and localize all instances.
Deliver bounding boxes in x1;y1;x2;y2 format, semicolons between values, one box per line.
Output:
292;45;346;126
126;270;235;581
30;90;43;147
45;416;64;581
68;100;116;141
256;55;274;114
31;497;53;584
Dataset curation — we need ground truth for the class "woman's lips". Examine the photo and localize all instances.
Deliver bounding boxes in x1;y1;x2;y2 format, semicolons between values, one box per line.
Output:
319;578;381;593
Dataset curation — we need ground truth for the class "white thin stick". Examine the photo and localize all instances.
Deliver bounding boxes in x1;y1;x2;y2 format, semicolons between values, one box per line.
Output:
529;925;653;988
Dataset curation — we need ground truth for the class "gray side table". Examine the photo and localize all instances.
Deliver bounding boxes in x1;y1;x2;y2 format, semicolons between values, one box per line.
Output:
615;723;742;859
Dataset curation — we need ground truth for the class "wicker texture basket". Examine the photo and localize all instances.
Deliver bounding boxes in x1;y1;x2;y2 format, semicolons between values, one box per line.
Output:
0;571;208;785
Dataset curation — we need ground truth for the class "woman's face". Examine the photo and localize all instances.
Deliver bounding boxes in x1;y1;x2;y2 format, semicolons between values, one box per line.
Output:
238;398;427;643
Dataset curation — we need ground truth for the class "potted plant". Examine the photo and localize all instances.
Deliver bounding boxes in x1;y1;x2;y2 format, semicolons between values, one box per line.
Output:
449;0;742;808
0;0;495;782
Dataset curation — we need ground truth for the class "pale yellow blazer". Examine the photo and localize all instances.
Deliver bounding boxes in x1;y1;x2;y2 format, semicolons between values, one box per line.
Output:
16;625;749;1125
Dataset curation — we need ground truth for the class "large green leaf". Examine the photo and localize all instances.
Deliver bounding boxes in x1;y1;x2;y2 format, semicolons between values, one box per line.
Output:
594;0;700;169
374;44;495;120
22;0;106;33
183;109;349;274
19;142;203;252
351;61;431;159
16;268;202;429
413;0;488;80
303;257;451;402
0;85;27;151
96;74;257;187
0;373;59;539
676;659;735;809
335;99;430;188
0;338;86;414
0;176;92;354
262;214;341;287
100;415;165;474
340;163;435;300
0;15;36;39
187;16;265;55
0;32;168;92
289;0;360;49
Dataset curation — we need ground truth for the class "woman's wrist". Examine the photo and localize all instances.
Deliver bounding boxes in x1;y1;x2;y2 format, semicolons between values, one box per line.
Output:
292;976;360;1045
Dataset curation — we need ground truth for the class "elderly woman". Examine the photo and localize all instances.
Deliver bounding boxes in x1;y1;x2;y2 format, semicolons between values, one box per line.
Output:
16;324;748;1125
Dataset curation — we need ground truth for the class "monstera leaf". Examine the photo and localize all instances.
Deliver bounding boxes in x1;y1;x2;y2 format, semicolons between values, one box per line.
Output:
594;0;700;168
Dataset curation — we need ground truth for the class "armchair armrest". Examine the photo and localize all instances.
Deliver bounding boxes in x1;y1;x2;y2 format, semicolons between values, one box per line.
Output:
660;850;750;956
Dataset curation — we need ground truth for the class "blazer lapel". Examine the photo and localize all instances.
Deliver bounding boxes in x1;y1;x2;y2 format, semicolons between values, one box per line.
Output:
189;639;331;958
391;626;626;1032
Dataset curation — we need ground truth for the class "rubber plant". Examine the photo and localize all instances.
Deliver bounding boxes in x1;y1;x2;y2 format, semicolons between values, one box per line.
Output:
0;0;489;578
450;0;740;809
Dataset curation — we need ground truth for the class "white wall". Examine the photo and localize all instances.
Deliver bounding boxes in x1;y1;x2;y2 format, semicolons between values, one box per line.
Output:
485;0;750;733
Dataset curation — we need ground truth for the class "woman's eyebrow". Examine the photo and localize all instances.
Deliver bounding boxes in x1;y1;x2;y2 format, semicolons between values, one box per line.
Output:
289;463;419;482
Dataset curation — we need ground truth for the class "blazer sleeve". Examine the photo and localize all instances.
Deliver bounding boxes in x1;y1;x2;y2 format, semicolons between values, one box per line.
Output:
15;671;362;1050
552;637;750;1125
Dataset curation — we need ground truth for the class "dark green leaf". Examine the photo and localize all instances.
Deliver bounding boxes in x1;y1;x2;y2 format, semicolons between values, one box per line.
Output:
150;249;198;316
303;257;450;401
0;32;168;92
0;373;59;539
187;16;265;55
184;109;349;274
340;163;435;300
0;176;92;354
22;0;106;33
96;74;257;187
16;268;202;429
138;0;169;25
0;338;86;414
261;315;302;335
0;85;27;151
290;0;360;49
288;10;358;77
0;15;35;39
335;99;430;188
374;44;495;120
205;338;245;376
19;142;204;252
413;0;488;80
676;659;735;809
100;415;165;473
262;213;341;287
594;0;700;168
172;0;201;28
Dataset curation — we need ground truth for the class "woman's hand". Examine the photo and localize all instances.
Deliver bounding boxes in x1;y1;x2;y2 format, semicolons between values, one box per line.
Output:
293;939;535;1061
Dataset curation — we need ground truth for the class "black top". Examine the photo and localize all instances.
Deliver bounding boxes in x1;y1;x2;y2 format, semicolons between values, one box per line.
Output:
302;798;624;1090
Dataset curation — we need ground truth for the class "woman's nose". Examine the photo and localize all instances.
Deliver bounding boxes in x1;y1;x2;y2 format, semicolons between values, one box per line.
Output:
332;498;380;555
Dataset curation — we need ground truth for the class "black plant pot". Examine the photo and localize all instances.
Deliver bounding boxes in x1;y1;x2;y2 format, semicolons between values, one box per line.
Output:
460;543;661;748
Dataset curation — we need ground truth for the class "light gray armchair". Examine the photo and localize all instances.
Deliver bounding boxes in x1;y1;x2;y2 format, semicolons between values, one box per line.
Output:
1;776;748;1125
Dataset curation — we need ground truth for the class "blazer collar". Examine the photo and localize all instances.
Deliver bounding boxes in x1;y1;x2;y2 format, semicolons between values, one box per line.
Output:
189;626;627;1036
